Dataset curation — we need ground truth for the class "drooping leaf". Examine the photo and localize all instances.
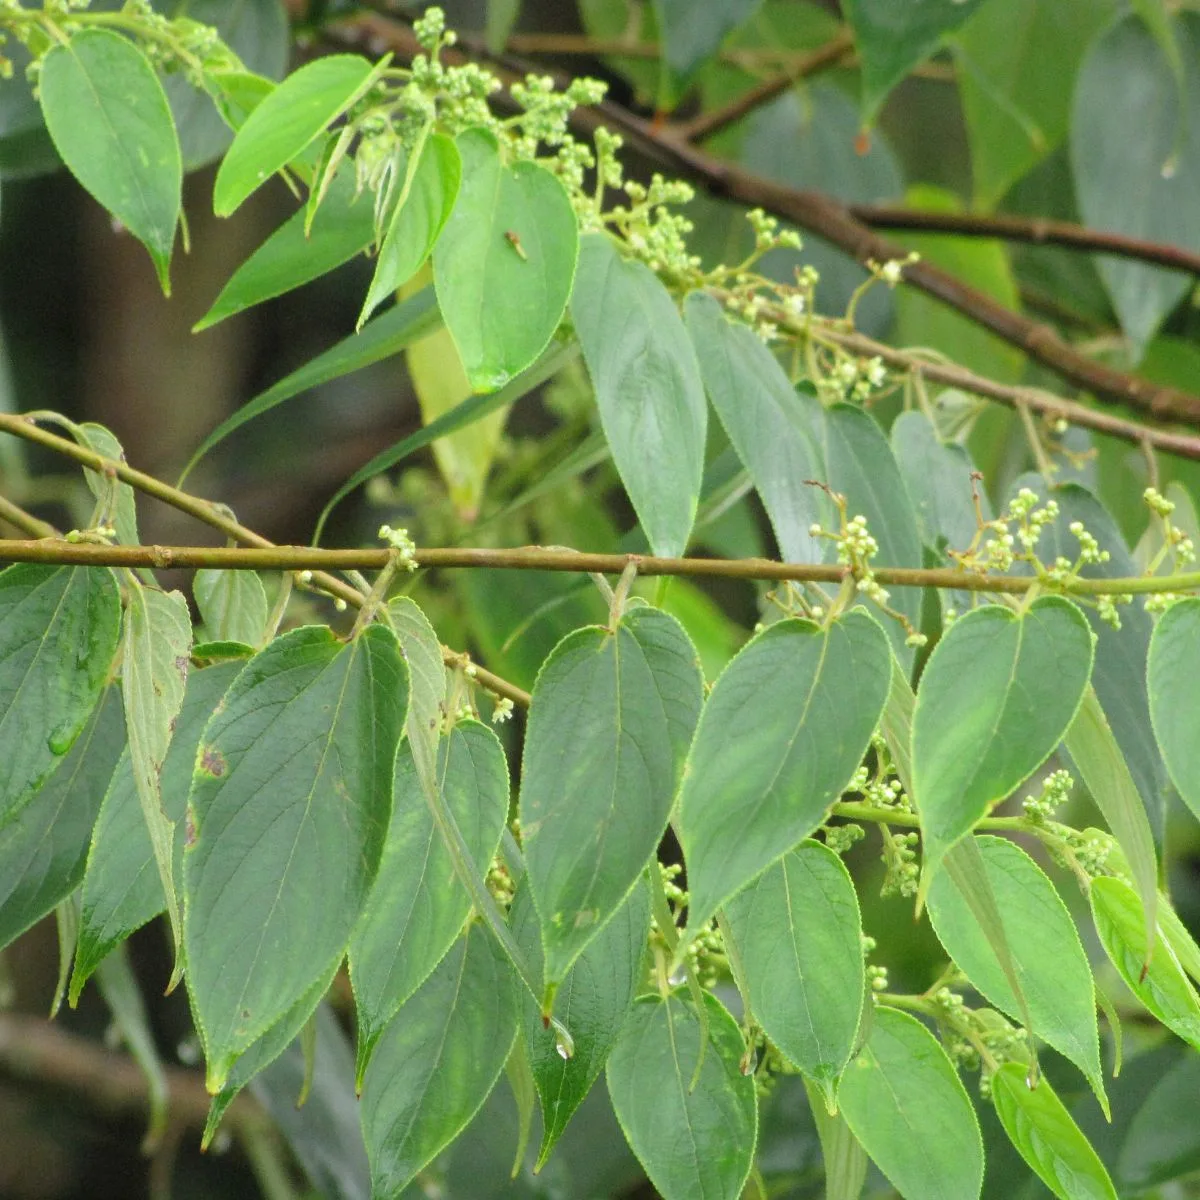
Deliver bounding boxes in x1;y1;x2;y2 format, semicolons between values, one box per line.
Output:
0;565;120;830
194;568;269;648
911;596;1093;873
195;168;376;331
349;720;509;1084
606;991;757;1200
71;662;242;999
651;0;761;98
722;840;864;1103
358;132;462;328
76;423;139;549
1117;1052;1200;1191
685;291;829;563
39;29;181;291
1090;875;1200;1052
570;234;706;558
0;688;123;953
212;54;379;216
1071;13;1200;354
520;607;702;988
1148;598;1200;824
184;624;407;1088
838;1007;983;1200
991;1062;1118;1200
678;611;891;940
360;923;519;1197
926;835;1105;1104
842;0;987;124
434;127;578;391
806;1077;868;1200
511;879;650;1167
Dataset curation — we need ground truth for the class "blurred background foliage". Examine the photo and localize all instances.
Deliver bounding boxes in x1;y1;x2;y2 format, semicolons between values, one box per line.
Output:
4;0;1200;1196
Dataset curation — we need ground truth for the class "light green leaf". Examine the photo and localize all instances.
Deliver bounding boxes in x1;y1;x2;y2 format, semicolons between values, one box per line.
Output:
722;841;864;1101
678;611;891;940
926;835;1105;1105
360;923;519;1197
1090;875;1200;1051
0;565;120;830
434;127;578;391
76;423;139;549
520;607;702;988
349;720;508;1085
572;234;706;558
911;596;1093;872
39;29;181;292
387;595;445;775
1148;598;1200;823
606;991;757;1200
991;1062;1117;1200
806;1077;868;1200
838;1007;983;1200
194;568;269;648
685;291;829;563
184;624;407;1088
213;54;378;216
195;168;376;331
359;133;461;329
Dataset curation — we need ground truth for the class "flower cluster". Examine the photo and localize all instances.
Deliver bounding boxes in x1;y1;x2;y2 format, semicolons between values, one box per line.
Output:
378;523;419;571
1022;768;1073;823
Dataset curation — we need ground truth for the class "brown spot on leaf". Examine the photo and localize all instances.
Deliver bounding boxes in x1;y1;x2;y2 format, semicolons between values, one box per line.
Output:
199;746;226;777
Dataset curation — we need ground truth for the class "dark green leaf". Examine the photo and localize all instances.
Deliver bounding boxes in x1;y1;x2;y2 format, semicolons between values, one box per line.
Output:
360;923;519;1196
805;1077;868;1200
911;596;1093;872
511;879;650;1167
991;1062;1117;1200
1117;1052;1200;1189
572;234;706;557
838;1006;983;1200
723;840;864;1101
184;624;406;1088
1148;598;1200;823
652;0;761;93
926;836;1105;1103
0;565;120;830
213;54;378;216
39;30;181;291
386;595;446;775
606;991;757;1200
349;720;509;1084
359;132;461;328
1071;13;1200;353
194;568;269;648
0;688;123;953
434;128;578;391
520;607;701;987
678;611;891;939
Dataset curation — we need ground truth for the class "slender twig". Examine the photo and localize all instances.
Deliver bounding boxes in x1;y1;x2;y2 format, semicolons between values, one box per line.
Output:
673;30;854;143
1;539;1196;597
847;204;1200;277
0;413;530;708
0;492;57;538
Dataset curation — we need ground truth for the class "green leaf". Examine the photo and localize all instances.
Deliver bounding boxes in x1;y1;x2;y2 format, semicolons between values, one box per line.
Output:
926;835;1105;1104
76;423;139;549
184;624;407;1088
122;585;191;967
212;54;378;216
838;1007;983;1200
0;565;120;830
572;234;706;558
433;128;579;391
991;1062;1117;1200
652;0;761;96
511;879;650;1167
805;1077;868;1200
360;923;519;1197
0;687;123;953
911;596;1093;872
359;132;462;329
685;291;829;563
1090;875;1200;1051
1071;13;1200;354
194;568;269;648
1117;1053;1200;1190
842;0;987;124
954;0;1115;210
606;991;757;1200
71;663;242;999
722;841;864;1101
486;0;521;54
195;168;376;331
38;29;181;292
1148;598;1200;823
520;607;702;987
179;287;440;483
349;720;509;1084
678;611;891;940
